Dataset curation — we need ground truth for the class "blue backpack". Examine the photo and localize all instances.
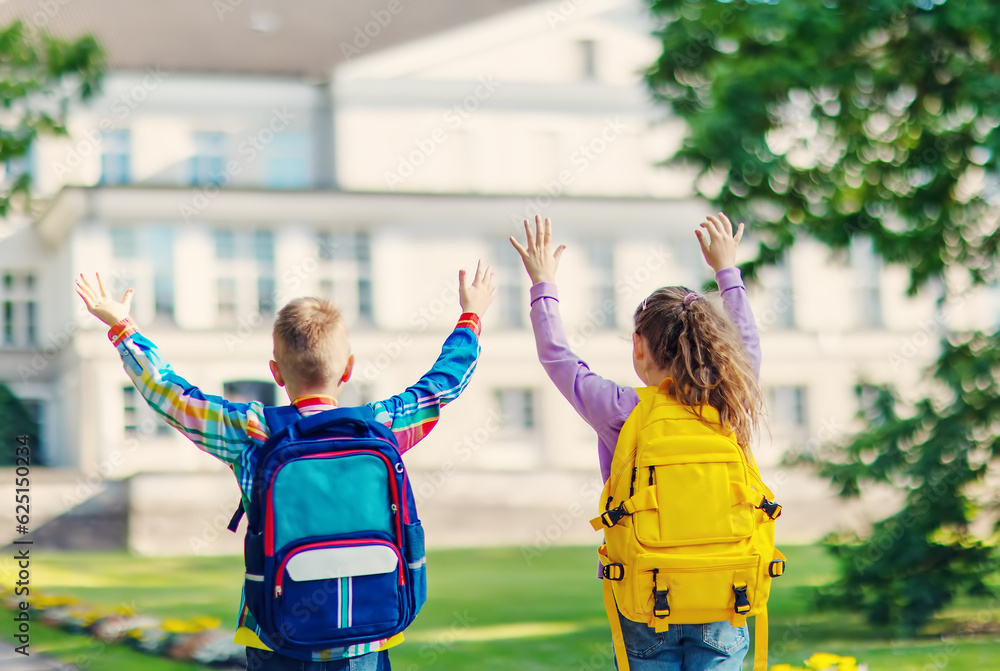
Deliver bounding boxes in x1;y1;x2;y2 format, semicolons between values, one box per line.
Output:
229;405;427;660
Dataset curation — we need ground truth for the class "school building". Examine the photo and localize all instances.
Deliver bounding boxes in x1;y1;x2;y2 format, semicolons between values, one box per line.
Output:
0;0;997;555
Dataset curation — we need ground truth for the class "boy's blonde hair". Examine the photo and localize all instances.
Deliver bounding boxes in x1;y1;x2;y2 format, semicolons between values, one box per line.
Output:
272;297;350;389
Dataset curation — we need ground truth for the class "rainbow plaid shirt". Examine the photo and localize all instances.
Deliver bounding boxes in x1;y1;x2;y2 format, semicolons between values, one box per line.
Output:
107;313;482;659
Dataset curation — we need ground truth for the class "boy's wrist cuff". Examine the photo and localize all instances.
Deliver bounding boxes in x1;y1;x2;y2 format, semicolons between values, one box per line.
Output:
108;317;138;345
456;312;481;336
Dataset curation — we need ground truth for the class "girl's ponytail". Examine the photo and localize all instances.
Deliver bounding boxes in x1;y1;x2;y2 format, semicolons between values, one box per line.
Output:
634;287;762;450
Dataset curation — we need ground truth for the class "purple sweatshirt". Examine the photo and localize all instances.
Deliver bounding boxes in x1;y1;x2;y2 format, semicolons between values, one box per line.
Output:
528;267;762;483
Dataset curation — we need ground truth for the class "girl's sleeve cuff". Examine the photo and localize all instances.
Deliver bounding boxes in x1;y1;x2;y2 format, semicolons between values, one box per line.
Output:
715;267;745;294
529;282;558;306
108;317;139;345
456;312;481;337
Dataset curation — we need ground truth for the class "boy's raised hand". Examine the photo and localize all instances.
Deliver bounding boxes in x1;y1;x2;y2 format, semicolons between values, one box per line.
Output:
696;212;745;273
76;273;134;326
459;260;497;317
509;215;566;285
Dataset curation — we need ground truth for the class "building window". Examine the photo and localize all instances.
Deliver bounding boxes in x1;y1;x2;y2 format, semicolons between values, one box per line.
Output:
110;228;137;258
495;388;535;433
100;130;131;185
768;386;808;432
587;241;616;329
355;233;373;322
191;131;226;186
123;386;139;434
494;242;524;329
0;271;38;348
154;274;174;319
315;231;374;324
266;133;310;189
767;254;795;330
319;278;335;302
258;276;276;316
124;386;171;436
25;301;36;345
850;237;882;328
4;148;33;188
214;229;237;259
253;230;275;264
3;301;13;345
217;277;238;322
578;39;598;80
223;380;277;406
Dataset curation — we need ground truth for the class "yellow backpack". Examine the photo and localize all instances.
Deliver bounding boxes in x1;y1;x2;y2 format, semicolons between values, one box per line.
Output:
589;382;785;671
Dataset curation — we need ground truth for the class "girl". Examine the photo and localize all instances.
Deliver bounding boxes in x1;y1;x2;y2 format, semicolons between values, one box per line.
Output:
510;213;763;671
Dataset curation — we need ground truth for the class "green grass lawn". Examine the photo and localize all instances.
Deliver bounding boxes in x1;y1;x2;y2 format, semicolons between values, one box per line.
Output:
4;545;1000;670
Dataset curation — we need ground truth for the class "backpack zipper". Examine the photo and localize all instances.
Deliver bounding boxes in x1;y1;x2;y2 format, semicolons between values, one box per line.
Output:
275;538;405;598
265;447;403;555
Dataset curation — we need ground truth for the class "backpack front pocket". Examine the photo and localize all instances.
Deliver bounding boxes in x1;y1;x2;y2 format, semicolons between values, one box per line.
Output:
633;436;753;547
631;553;760;623
271;539;404;645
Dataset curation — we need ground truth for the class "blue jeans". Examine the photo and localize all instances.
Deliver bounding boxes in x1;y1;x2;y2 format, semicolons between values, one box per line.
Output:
615;611;748;671
245;648;390;671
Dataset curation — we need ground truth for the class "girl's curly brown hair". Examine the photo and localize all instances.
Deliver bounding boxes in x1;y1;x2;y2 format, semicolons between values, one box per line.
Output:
634;286;763;451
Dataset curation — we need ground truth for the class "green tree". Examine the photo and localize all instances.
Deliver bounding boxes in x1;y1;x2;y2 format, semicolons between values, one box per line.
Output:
1;20;104;463
1;19;103;216
645;0;1000;632
0;382;39;465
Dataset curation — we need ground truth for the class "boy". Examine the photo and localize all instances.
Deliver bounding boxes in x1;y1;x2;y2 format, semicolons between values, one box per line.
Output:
75;261;496;671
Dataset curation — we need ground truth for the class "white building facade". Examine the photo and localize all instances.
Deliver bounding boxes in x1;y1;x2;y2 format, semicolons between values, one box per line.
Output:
1;0;997;553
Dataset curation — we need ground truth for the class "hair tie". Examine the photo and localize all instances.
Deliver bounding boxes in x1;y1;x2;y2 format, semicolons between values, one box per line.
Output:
641;297;649;311
683;292;699;308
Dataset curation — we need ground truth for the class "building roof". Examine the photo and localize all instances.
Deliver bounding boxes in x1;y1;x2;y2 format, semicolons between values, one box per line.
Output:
0;0;540;80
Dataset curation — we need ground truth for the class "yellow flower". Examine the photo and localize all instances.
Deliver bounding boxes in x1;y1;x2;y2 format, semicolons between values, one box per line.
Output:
806;653;844;670
162;616;221;633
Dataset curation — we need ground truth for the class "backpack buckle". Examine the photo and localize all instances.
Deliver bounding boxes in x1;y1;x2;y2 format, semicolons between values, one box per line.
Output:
653;589;670;618
758;497;782;520
733;584;751;614
768;559;786;578
600;502;630;527
603;563;624;581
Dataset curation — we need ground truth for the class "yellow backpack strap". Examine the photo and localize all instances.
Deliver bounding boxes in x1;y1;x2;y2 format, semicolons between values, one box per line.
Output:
598;545;630;671
753;605;768;671
603;570;631;671
589;487;658;531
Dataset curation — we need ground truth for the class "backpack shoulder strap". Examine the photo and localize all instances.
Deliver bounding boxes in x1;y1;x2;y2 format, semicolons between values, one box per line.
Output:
263;404;304;436
227;404;304;533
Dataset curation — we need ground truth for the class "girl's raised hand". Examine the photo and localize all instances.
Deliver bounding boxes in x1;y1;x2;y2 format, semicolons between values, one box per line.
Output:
75;273;134;326
509;215;566;285
696;212;745;273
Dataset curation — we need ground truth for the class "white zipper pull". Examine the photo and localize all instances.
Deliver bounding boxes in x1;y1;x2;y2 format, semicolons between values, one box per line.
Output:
275;585;282;597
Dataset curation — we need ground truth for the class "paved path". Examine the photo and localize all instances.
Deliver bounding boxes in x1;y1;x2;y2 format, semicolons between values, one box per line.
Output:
0;641;78;670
